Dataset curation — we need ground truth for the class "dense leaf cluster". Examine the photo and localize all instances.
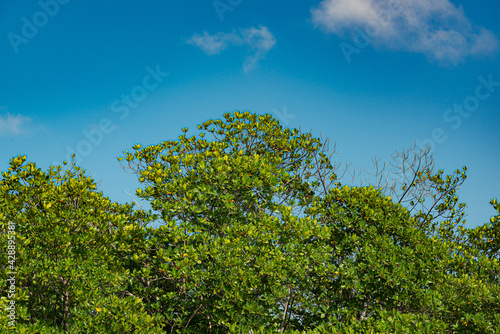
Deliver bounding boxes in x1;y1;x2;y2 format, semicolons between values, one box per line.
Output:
1;112;499;333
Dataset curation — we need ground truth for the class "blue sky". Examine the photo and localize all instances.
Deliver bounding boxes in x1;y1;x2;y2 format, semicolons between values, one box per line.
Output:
1;0;499;229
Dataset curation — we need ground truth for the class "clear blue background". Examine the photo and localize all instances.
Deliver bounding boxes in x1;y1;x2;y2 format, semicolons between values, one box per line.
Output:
1;0;499;228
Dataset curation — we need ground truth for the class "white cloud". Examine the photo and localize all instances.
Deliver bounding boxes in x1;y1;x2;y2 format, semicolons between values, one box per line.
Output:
312;0;379;32
0;112;32;136
311;0;499;65
186;31;239;55
187;26;276;72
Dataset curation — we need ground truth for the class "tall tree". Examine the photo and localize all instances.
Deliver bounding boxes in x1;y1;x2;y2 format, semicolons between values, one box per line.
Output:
1;111;498;333
0;156;165;333
121;111;499;332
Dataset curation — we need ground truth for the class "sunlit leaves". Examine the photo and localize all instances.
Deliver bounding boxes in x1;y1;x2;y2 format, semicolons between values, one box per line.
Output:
2;112;499;332
0;158;165;332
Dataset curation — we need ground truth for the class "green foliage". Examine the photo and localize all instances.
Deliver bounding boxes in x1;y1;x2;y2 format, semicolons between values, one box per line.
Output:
0;157;165;332
466;198;500;259
1;111;499;332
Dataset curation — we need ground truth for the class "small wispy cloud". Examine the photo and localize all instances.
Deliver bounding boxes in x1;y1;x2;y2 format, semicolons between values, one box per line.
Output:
187;26;276;72
0;110;32;136
311;0;499;65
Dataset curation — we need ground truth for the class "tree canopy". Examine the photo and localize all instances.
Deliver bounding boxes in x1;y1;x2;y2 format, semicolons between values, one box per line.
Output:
1;111;499;333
